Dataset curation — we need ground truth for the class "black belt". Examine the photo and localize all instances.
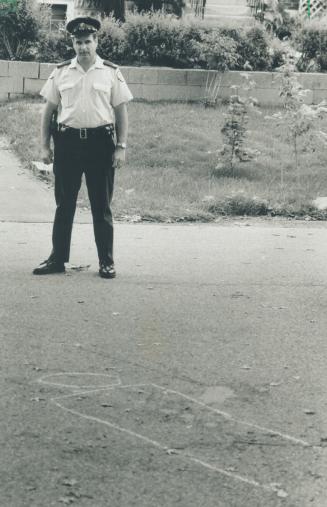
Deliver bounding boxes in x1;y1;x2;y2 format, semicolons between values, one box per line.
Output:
58;123;114;140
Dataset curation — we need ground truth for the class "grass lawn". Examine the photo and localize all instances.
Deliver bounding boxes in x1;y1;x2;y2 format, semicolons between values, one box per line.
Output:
2;97;327;221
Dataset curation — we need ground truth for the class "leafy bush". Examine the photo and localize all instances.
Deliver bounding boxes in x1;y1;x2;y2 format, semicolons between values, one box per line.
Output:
97;16;128;63
294;17;327;72
120;13;196;67
219;25;275;70
0;0;46;60
10;10;286;72
35;31;74;63
197;29;239;70
240;27;271;71
132;0;185;17
98;14;274;71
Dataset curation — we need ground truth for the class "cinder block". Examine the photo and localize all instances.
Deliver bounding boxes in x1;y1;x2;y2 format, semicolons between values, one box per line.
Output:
187;69;209;86
222;71;273;90
139;84;160;101
298;72;327;91
0;77;13;93
313;89;327;104
157;68;187;85
39;63;57;80
120;66;130;82
128;67;158;85
221;71;244;88
128;83;143;99
0;60;9;77
248;87;282;107
252;72;275;89
8;93;24;100
11;75;24;93
9;61;39;79
182;85;205;101
125;67;142;84
142;84;193;101
303;89;314;104
24;78;46;94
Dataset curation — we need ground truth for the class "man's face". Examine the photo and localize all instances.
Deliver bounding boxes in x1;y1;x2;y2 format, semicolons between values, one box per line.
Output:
72;33;98;62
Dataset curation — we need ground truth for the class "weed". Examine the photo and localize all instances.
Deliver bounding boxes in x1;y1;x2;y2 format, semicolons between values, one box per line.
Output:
266;59;327;186
214;73;260;178
2;98;327;220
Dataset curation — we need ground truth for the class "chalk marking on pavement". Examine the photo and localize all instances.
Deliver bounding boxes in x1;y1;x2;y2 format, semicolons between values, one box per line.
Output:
51;395;280;496
152;384;310;447
37;372;122;390
42;379;315;497
40;377;310;447
51;383;148;401
184;455;275;493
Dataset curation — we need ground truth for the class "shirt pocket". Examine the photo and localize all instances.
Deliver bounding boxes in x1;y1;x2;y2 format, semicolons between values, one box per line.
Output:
93;82;111;102
59;83;75;107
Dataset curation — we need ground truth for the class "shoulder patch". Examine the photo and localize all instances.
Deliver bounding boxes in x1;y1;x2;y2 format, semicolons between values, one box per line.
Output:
103;60;118;69
116;69;126;83
57;60;72;68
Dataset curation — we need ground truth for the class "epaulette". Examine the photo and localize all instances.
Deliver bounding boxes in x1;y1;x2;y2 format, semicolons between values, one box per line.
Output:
57;60;72;68
103;60;118;69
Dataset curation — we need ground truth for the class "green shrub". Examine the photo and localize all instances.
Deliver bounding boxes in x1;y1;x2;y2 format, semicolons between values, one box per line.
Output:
132;0;185;17
294;18;327;72
197;29;239;70
114;13;201;67
2;9;286;72
97;14;273;70
205;194;269;216
220;25;279;71
0;0;46;60
98;17;128;63
240;26;271;71
35;31;74;63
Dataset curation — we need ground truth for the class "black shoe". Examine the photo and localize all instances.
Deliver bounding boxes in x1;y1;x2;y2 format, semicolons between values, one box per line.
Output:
33;258;65;275
99;263;116;279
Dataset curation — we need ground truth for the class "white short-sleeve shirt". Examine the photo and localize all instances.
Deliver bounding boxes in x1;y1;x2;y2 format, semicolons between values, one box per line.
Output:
40;55;133;128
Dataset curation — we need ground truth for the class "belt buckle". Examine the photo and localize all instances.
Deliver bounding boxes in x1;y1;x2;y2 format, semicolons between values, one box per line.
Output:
80;128;87;139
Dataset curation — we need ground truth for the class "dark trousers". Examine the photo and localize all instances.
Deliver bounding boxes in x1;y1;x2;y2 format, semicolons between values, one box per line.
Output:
50;128;116;265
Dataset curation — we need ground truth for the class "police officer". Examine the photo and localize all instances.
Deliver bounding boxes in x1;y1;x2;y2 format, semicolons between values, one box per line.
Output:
33;16;133;278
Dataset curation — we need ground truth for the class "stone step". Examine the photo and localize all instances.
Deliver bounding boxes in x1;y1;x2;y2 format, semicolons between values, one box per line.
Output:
209;0;247;4
205;4;250;15
185;0;251;23
204;14;253;23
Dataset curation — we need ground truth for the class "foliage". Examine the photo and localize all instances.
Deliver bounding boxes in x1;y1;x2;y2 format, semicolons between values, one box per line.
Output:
5;98;327;220
131;0;185;17
241;26;271;70
219;26;276;71
267;37;287;69
215;73;260;177
119;13;226;68
35;31;74;63
97;16;128;62
205;193;269;216
250;0;285;34
34;12;280;71
294;17;327;72
0;0;47;60
197;30;239;71
266;60;327;184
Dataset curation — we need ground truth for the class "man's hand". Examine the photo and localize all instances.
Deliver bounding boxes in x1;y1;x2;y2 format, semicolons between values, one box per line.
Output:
41;146;53;165
113;146;126;168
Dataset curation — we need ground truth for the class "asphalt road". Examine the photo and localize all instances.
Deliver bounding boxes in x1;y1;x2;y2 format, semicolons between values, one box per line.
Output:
1;145;327;506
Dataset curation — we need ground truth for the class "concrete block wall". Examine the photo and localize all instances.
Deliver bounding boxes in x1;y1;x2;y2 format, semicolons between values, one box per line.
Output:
1;59;327;107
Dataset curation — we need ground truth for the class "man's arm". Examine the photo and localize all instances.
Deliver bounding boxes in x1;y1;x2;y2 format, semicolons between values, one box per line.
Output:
41;100;58;164
113;102;129;166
